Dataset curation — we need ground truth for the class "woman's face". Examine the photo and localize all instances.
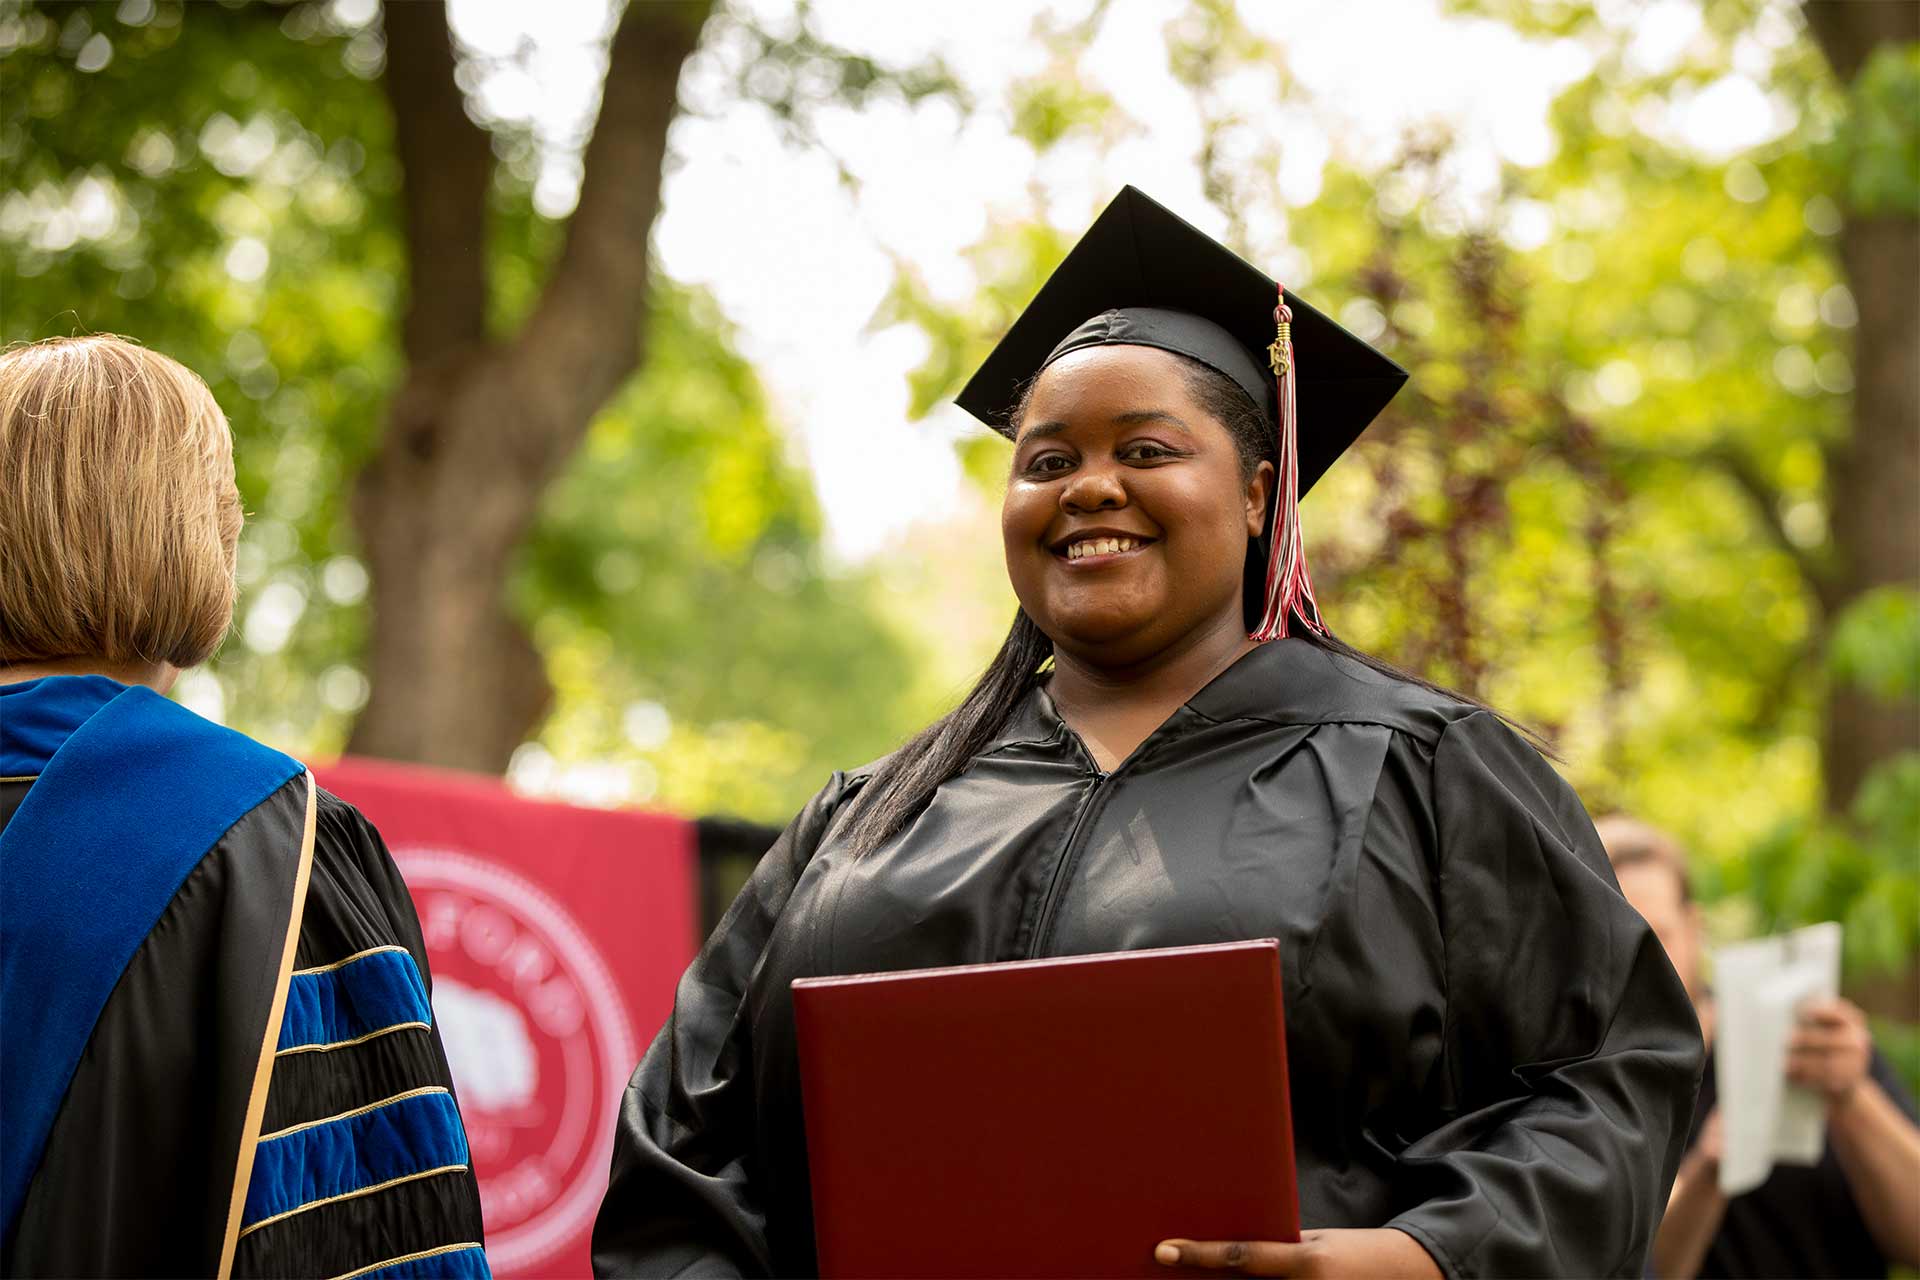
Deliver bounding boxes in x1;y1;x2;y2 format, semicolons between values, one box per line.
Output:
1002;344;1272;668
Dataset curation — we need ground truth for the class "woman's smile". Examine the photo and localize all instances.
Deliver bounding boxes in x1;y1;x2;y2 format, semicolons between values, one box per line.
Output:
1053;527;1159;565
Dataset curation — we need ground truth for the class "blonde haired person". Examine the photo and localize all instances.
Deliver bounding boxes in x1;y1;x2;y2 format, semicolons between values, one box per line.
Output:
0;336;489;1279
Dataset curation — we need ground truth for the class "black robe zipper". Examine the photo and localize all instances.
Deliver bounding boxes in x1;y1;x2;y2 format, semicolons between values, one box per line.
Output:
1027;762;1110;959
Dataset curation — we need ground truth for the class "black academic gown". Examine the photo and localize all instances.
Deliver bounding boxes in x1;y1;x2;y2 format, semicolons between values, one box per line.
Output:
593;638;1704;1279
0;681;488;1279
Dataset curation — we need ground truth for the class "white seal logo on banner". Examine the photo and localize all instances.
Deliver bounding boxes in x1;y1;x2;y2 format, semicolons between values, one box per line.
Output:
397;846;637;1275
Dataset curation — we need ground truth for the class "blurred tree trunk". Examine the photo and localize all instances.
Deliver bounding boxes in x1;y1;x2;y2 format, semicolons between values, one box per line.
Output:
1801;1;1920;815
346;0;711;771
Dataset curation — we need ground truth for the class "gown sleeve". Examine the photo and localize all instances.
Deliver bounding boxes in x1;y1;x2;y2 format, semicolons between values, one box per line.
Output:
593;773;854;1279
1384;711;1705;1279
236;790;491;1279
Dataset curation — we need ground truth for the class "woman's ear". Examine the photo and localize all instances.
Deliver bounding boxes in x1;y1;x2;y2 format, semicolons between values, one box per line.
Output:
1244;459;1275;539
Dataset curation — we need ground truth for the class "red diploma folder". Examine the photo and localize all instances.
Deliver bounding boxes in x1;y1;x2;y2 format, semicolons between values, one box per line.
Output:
792;939;1298;1278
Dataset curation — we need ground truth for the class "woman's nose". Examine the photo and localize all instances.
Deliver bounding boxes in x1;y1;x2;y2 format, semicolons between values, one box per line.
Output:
1060;462;1126;512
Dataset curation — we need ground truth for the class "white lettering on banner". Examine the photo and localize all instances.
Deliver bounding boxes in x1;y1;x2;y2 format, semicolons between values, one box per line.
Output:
492;1159;559;1223
424;892;589;1036
528;975;585;1039
422;894;462;951
461;903;516;967
500;934;553;988
396;847;636;1277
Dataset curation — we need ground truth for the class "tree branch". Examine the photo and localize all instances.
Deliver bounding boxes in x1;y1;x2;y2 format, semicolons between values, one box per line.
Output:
509;0;712;445
381;0;492;365
1705;443;1842;611
1802;1;1919;85
1609;439;1838;611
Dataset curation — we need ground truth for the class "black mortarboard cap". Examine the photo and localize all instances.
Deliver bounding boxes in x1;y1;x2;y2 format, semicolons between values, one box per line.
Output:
955;185;1408;496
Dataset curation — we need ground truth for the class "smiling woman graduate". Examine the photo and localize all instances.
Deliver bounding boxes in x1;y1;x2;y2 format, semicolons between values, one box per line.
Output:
592;188;1703;1279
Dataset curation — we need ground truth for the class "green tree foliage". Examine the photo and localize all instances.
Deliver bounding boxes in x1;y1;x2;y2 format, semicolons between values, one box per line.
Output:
883;0;1917;1034
514;283;920;817
1;0;919;818
4;0;401;747
7;1;1912;1039
1447;0;1919;1065
1825;41;1920;217
1734;587;1919;1022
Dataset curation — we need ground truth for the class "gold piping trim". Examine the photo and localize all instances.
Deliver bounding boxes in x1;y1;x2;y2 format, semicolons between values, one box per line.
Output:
0;775;39;783
292;943;410;976
276;1020;431;1057
330;1242;484;1280
258;1085;450;1143
238;1163;470;1239
218;770;317;1280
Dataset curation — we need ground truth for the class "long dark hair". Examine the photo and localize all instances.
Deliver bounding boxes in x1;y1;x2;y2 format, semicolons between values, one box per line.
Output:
840;354;1550;857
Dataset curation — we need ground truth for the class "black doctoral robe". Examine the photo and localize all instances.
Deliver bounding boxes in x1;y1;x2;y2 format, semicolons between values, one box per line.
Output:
0;675;488;1279
593;638;1704;1279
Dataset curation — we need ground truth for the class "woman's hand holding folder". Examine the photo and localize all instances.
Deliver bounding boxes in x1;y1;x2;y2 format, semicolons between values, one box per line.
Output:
1154;1227;1442;1277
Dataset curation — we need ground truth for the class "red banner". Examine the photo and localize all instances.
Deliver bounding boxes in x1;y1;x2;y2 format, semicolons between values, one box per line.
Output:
316;757;698;1279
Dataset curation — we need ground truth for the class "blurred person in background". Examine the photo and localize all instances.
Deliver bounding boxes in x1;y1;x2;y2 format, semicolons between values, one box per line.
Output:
595;189;1702;1280
1599;816;1920;1279
0;336;488;1279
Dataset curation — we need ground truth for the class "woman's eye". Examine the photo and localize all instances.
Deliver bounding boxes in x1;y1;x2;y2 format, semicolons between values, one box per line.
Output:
1023;454;1073;476
1121;441;1179;462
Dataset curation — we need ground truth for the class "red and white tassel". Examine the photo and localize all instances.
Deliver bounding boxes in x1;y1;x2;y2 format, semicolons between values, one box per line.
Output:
1250;284;1328;642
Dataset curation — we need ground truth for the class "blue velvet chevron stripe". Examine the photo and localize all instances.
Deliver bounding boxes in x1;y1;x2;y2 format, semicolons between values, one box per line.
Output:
351;1243;491;1280
279;948;432;1053
241;1089;471;1233
0;678;304;1243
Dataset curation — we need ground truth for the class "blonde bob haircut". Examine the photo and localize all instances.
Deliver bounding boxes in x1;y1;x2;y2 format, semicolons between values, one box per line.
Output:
0;335;243;670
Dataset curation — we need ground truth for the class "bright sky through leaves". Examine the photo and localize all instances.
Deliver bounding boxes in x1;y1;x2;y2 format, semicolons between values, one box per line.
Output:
445;0;1799;560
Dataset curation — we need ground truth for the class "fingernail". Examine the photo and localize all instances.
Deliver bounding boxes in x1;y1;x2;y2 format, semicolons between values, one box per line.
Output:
1156;1243;1182;1265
